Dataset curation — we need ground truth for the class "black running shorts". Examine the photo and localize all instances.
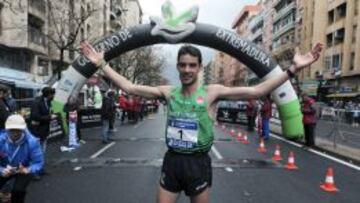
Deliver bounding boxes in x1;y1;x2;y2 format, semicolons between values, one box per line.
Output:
160;150;212;196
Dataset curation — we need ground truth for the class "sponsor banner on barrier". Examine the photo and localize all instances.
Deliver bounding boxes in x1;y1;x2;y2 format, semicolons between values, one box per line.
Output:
216;107;247;124
79;108;102;128
48;113;65;139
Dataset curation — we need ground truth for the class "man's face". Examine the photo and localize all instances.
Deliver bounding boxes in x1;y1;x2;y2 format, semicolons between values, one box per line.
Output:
177;54;202;86
8;129;23;142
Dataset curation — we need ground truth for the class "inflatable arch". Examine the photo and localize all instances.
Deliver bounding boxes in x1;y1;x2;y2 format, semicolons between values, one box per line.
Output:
53;7;304;139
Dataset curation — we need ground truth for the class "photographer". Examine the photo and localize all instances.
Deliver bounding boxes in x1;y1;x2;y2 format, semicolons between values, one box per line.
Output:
0;115;44;203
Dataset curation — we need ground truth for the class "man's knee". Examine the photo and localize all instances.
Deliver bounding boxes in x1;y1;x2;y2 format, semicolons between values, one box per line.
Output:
157;185;179;203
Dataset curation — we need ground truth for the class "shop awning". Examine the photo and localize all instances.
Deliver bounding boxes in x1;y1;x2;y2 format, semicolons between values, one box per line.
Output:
0;66;46;89
326;92;360;98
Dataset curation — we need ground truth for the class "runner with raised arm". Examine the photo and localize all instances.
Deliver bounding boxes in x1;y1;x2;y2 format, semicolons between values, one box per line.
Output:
81;41;323;203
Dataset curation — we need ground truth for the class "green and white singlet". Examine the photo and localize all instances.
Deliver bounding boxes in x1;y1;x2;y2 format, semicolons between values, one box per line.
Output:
165;86;214;153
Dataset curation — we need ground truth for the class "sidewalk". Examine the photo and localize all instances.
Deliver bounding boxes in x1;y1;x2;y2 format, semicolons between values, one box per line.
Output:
315;119;360;162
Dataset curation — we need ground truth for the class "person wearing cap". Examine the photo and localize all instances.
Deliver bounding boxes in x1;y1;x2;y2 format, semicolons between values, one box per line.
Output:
0;115;44;203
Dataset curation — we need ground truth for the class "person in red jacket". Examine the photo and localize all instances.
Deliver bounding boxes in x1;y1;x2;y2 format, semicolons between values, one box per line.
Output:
127;95;135;122
260;95;272;140
301;93;317;147
246;99;258;131
118;93;128;124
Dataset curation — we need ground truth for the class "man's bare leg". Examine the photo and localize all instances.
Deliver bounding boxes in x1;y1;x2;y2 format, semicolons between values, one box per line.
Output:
157;185;179;203
190;187;210;203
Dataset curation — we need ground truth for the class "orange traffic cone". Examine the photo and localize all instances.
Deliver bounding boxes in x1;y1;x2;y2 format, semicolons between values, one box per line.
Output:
257;139;266;153
285;151;298;170
236;132;243;142
272;145;283;161
241;134;250;145
320;168;339;193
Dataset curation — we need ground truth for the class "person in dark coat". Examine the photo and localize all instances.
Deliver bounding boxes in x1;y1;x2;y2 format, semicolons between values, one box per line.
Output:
101;91;116;143
0;84;11;132
29;87;56;151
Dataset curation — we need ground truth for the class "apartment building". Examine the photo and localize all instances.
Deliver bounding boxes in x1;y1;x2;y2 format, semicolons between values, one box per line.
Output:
225;5;261;87
323;0;360;93
272;0;299;70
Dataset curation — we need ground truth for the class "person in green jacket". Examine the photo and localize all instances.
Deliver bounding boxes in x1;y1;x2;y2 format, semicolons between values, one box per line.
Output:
80;41;323;203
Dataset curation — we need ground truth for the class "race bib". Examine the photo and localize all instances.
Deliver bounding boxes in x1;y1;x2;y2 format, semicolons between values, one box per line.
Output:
166;114;199;149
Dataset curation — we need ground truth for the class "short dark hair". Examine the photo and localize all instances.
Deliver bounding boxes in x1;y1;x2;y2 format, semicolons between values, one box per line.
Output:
42;87;56;97
0;84;9;93
177;45;202;64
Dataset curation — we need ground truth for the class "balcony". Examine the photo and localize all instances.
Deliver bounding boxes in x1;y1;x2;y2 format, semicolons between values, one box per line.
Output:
326;18;345;34
29;0;46;20
272;41;296;57
248;13;265;31
28;27;47;52
328;0;346;11
250;29;263;42
273;1;296;23
273;23;295;40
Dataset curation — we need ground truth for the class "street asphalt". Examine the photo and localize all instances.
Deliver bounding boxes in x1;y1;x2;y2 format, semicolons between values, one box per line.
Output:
27;109;360;203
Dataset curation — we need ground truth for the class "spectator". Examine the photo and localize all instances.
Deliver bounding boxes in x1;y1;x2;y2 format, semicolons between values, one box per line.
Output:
301;93;317;147
29;87;56;152
101;91;116;143
118;92;128;124
246;99;258;131
345;101;355;125
0;84;11;132
260;95;272;140
0;115;44;203
5;89;17;113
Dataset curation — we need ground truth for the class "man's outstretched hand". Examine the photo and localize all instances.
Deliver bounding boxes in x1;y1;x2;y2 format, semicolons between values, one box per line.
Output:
293;43;323;72
80;41;105;67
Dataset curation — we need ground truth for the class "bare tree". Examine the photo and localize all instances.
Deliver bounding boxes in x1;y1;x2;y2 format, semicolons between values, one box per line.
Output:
46;0;98;79
111;46;167;86
0;0;23;13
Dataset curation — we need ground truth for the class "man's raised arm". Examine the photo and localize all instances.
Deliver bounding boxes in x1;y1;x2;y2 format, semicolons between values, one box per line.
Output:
80;41;171;99
210;43;323;101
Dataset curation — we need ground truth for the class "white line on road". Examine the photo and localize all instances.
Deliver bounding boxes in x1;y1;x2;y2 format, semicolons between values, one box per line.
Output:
211;146;233;172
134;120;145;129
270;133;360;171
90;142;116;159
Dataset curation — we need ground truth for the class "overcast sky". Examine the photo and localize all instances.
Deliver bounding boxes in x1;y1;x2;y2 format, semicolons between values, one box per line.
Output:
138;0;257;85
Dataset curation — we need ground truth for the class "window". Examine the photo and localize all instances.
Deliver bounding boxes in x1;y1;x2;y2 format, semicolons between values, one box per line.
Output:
336;3;347;19
328;10;334;24
355;0;359;16
334;28;345;45
80;28;85;41
326;33;333;47
332;54;341;70
325;56;331;71
28;14;46;46
87;24;91;38
350;53;355;71
37;58;49;76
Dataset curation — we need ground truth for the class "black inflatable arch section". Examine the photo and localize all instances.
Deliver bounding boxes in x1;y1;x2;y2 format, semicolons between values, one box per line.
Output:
73;23;278;79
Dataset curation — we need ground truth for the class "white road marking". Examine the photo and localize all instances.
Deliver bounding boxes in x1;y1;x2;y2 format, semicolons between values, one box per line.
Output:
134;120;145;129
270;133;360;171
211;146;233;172
90;142;116;159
